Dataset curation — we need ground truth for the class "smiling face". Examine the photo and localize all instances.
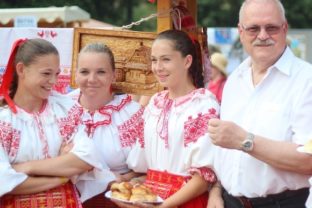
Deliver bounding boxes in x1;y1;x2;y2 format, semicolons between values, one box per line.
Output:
151;39;192;91
17;54;60;101
76;52;115;98
238;0;288;65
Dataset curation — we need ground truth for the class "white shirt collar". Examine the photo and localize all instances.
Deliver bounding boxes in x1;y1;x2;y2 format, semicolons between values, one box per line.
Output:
236;46;295;77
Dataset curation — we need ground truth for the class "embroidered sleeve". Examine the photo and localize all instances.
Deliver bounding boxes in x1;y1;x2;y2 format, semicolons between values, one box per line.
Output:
188;167;217;183
58;104;83;141
184;108;218;147
0;121;21;159
118;107;145;148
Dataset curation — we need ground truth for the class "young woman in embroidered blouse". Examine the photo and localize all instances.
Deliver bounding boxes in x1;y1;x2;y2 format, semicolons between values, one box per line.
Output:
0;39;103;208
68;43;144;208
112;30;220;208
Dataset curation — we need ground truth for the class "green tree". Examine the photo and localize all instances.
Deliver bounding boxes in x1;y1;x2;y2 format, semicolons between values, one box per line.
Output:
197;0;312;28
1;0;312;30
0;0;139;28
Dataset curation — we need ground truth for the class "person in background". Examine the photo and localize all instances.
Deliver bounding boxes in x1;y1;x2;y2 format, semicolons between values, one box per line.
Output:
207;0;312;207
114;29;220;208
68;42;144;208
0;38;103;208
207;52;228;103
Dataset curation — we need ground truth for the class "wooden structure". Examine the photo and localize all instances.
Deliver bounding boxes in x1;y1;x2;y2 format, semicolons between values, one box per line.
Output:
71;28;162;95
157;0;197;32
71;0;199;96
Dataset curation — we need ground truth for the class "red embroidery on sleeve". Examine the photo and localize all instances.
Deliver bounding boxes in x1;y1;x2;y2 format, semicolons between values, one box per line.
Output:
58;104;83;141
188;167;217;183
184;108;218;147
118;107;145;148
0;121;21;159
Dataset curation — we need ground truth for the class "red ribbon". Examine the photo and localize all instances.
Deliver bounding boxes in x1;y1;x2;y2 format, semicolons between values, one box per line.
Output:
0;38;27;114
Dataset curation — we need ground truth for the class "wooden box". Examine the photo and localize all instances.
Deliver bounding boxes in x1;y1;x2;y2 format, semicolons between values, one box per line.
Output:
71;28;163;96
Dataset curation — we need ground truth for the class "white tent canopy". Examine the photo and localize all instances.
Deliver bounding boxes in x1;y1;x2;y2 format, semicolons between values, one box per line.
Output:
0;6;90;27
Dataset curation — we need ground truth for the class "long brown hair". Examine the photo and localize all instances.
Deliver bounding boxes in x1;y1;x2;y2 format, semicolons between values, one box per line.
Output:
155;29;204;88
0;38;59;108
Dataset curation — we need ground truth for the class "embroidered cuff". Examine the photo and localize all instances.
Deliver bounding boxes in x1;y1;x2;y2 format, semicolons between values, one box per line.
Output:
188;167;217;183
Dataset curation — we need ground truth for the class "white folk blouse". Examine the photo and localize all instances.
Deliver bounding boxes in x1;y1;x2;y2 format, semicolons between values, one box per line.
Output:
68;90;144;200
0;92;103;199
127;88;219;181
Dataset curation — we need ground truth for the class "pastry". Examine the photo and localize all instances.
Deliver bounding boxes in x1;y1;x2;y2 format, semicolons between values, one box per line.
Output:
129;184;157;202
304;140;312;153
110;182;133;201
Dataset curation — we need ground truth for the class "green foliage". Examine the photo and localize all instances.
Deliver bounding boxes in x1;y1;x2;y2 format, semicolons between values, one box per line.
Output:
1;0;312;30
131;3;156;32
198;0;244;27
283;0;312;28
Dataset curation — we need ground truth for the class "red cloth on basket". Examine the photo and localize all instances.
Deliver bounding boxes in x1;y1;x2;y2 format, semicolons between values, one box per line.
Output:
144;169;208;208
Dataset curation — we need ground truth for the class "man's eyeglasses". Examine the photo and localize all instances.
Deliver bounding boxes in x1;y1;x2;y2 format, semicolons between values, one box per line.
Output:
240;24;284;36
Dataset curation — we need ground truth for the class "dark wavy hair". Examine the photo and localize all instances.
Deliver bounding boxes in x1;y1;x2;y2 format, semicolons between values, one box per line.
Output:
155;29;204;88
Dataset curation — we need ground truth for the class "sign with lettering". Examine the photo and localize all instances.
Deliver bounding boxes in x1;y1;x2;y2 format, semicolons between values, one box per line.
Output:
14;16;37;27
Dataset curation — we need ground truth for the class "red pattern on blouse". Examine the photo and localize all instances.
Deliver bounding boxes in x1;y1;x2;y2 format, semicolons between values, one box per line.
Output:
153;89;209;148
0;121;20;159
188;167;217;183
184;108;218;147
58;104;83;141
118;107;145;147
82;95;131;137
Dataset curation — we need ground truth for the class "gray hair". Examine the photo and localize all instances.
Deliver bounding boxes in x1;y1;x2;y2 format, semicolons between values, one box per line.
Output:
239;0;286;23
79;42;115;71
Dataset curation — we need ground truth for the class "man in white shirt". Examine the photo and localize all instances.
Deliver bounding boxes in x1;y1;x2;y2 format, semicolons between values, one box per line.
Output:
207;0;312;207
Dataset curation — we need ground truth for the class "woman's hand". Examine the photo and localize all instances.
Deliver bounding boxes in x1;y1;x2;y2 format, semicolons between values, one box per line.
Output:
59;141;74;155
112;199;163;208
12;162;31;175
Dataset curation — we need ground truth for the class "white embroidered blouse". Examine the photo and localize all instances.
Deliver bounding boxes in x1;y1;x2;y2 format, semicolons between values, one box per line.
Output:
127;88;219;181
68;90;144;200
0;91;103;197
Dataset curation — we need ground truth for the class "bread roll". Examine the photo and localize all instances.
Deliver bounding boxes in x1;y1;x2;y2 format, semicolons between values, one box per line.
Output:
304;140;312;153
110;182;133;201
110;182;157;202
129;194;157;202
130;184;157;202
112;191;131;201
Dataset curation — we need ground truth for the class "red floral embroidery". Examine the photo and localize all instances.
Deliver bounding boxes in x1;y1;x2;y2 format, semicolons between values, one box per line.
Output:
184;108;218;147
118;107;145;148
188;167;217;183
83;110;111;137
82;95;133;137
0;121;21;159
58;104;83;141
157;98;173;148
98;95;132;113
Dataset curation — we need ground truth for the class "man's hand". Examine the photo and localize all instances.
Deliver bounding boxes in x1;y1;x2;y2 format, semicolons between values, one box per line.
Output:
207;184;224;208
208;118;247;150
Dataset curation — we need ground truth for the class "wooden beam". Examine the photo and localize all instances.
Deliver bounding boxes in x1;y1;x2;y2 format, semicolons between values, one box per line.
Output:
186;0;197;26
157;0;172;32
